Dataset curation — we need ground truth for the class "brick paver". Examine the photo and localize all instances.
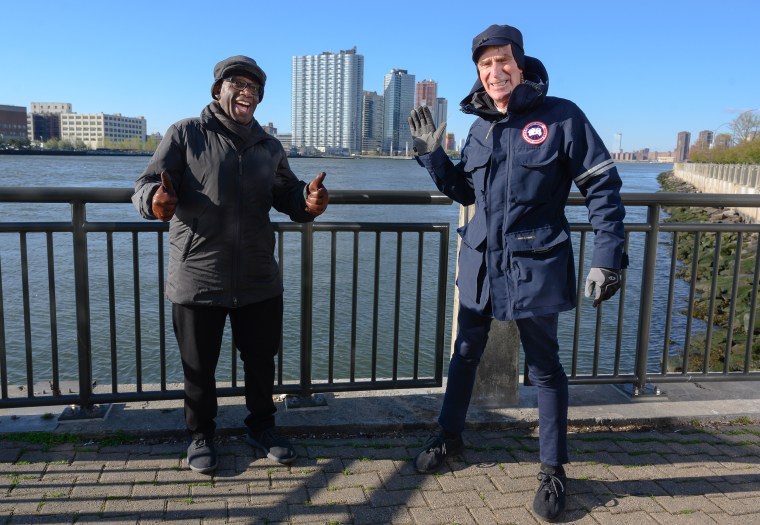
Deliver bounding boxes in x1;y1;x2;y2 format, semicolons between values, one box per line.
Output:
1;423;759;524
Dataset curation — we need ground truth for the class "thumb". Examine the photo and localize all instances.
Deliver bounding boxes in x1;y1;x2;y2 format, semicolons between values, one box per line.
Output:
584;277;594;298
160;171;175;195
435;122;447;141
310;172;327;191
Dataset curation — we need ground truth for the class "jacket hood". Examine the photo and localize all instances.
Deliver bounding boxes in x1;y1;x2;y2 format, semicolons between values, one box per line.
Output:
460;56;549;120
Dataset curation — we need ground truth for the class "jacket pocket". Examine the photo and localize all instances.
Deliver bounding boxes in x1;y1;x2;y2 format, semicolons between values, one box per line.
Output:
506;224;573;311
512;148;560;204
457;210;487;251
180;218;198;262
464;143;491;174
505;223;568;254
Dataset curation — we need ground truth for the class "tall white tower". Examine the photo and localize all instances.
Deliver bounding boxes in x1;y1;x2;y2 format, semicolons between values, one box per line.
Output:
382;69;415;155
613;132;623;153
292;47;365;153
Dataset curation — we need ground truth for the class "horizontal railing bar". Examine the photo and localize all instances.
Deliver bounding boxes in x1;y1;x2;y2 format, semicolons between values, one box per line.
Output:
0;187;454;206
4;187;760;208
0;223;74;233
5;220;757;235
579;192;760;207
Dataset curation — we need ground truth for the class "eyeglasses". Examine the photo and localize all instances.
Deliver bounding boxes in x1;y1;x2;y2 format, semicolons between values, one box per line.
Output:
224;78;262;95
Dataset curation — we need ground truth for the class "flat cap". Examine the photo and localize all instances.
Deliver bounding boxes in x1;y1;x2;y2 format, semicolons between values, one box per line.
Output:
210;55;267;101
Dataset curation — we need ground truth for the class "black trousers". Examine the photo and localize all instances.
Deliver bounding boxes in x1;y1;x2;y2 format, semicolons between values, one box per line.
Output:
172;295;283;439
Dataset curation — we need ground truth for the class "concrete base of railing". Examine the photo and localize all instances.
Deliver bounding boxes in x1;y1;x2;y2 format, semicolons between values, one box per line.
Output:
58;403;113;421
284;393;329;410
471;320;520;407
454;205;521;408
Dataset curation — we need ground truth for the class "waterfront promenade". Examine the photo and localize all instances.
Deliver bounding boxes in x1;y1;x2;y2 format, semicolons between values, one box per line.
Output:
1;381;759;524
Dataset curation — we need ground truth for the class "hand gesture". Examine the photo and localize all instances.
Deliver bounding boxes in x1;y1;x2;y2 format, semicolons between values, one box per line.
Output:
151;171;177;222
584;267;622;307
408;106;446;155
305;172;328;216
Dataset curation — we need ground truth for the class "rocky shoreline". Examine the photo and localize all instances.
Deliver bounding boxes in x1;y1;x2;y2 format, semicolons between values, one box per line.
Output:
657;170;760;372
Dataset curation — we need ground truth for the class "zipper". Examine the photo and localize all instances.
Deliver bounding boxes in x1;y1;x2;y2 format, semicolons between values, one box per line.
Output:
485;112;508;140
231;154;243;307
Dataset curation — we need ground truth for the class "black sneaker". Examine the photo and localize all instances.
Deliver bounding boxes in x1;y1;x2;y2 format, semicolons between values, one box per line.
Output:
186;438;217;474
414;431;464;473
246;427;297;464
532;464;567;522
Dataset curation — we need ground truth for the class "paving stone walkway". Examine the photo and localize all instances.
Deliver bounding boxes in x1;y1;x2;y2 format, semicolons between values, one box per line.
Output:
1;422;759;524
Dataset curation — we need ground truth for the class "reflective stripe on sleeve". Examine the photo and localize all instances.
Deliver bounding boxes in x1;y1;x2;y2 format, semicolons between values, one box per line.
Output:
575;158;615;187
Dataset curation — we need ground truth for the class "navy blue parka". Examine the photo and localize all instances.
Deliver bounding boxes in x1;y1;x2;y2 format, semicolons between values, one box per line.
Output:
417;57;626;321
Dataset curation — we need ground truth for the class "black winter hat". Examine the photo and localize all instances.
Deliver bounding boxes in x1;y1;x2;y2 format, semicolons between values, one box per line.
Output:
211;55;267;101
471;24;525;69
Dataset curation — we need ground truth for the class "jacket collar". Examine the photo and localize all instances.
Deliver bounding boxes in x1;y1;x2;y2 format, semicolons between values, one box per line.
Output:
200;103;272;151
460;56;549;121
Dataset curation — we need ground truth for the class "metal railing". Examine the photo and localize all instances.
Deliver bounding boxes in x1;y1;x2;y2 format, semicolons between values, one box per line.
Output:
1;188;760;411
0;188;451;409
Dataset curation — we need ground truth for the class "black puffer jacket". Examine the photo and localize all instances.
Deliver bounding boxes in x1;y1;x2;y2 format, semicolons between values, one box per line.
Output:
133;103;313;307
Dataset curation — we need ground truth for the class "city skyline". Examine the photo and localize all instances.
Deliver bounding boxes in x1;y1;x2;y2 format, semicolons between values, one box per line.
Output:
1;1;758;153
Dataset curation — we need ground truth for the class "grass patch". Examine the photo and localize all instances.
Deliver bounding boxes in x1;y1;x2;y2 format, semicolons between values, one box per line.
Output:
0;432;82;449
97;431;135;447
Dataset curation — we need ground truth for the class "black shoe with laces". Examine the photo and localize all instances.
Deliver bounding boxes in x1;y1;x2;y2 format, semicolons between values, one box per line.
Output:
414;431;464;473
186;437;217;474
532;463;567;522
246;427;297;464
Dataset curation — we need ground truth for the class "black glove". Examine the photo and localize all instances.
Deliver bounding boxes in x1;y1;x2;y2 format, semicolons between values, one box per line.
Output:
584;267;622;307
407;106;446;155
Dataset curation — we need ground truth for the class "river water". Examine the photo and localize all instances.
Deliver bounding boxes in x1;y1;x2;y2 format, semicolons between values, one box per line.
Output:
0;155;686;386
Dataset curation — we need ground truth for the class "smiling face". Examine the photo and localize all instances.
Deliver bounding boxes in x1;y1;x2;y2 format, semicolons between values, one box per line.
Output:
476;45;523;111
214;74;259;124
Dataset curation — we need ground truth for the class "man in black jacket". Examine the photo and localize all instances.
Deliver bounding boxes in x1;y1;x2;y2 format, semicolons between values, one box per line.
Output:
133;55;328;474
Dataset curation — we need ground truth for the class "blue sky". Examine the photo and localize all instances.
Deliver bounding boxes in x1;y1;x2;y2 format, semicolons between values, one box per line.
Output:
1;0;758;152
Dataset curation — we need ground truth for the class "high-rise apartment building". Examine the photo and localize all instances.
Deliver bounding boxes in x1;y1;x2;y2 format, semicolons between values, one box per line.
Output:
383;69;415;155
415;80;448;128
291;47;364;154
713;134;732;149
696;130;714;150
445;132;456;151
435;97;448;130
362;91;384;154
675;131;691;162
415;80;437;109
613;133;623;154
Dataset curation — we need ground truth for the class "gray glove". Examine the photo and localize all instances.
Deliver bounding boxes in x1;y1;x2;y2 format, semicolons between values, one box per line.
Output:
408;106;446;155
584;267;622;307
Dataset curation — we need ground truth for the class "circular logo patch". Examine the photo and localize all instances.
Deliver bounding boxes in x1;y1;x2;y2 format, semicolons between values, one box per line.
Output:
522;121;548;145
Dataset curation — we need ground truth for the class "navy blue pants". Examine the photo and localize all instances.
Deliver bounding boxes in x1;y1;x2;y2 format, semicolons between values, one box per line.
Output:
438;304;569;466
172;295;283;440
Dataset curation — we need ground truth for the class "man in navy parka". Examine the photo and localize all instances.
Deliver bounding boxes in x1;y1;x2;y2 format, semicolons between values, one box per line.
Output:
409;24;627;522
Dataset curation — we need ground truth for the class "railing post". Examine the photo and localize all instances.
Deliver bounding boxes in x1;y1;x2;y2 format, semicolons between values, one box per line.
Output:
59;200;110;421
285;220;326;409
70;201;94;411
633;204;660;394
